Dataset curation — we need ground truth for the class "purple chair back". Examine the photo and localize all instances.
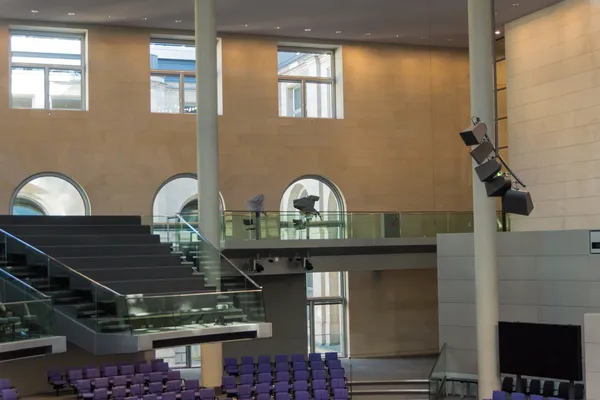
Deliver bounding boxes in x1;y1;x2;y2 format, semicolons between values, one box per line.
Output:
222;376;236;389
255;383;270;395
257;395;270;400
240;365;254;375
138;364;152;374
130;384;144;397
276;393;291;400
113;376;127;387
120;365;135;376
0;380;11;390
492;391;507;400
132;374;145;385
328;360;342;370
325;352;338;362
149;382;163;395
293;362;307;371
241;356;254;366
310;360;325;370
95;377;109;389
143;395;158;400
240;374;254;386
331;379;346;390
291;354;305;363
68;369;83;383
180;390;195;400
274;382;289;393
149;372;163;383
313;370;326;380
512;394;526;400
1;390;17;400
199;389;214;400
154;362;169;373
295;392;310;400
166;380;182;392
76;379;92;393
162;393;177;400
224;357;237;367
112;386;127;400
104;366;118;377
276;371;290;382
333;388;349;400
308;353;321;362
237;385;252;400
258;364;271;374
275;362;289;372
274;354;288;364
530;396;544;400
47;369;61;381
167;371;181;381
151;359;164;365
294;381;308;392
314;390;329;400
313;380;327;391
294;370;309;381
85;368;100;379
94;388;109;400
330;369;345;380
258;373;272;384
184;379;200;391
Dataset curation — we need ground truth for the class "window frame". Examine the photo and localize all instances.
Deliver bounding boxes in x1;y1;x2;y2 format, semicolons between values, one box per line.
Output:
9;29;86;111
277;46;337;119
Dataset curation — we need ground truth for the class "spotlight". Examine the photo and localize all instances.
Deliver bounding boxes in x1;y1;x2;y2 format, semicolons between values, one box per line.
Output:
303;258;314;271
252;259;264;273
470;141;495;164
485;175;512;197
502;190;534;216
460;122;487;146
475;159;502;182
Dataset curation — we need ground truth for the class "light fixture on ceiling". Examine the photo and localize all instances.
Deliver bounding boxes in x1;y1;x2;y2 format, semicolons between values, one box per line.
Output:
513;3;519;6
495;30;501;35
421;36;427;40
107;15;111;18
275;26;280;29
141;17;147;21
366;33;371;36
335;30;342;34
446;38;454;41
304;28;311;32
175;20;182;23
396;34;400;38
244;24;248;27
68;12;75;16
31;9;38;14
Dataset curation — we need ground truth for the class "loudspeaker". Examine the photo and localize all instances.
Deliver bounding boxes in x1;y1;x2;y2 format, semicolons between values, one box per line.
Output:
475;159;502;182
470;141;495;164
485;175;512;197
460;122;487;146
502;190;534;216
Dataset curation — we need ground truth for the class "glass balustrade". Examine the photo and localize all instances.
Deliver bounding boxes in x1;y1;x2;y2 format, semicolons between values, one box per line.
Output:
429;343;447;400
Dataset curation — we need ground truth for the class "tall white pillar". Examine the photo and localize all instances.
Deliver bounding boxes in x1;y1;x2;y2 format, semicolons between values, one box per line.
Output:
467;0;501;398
194;0;223;389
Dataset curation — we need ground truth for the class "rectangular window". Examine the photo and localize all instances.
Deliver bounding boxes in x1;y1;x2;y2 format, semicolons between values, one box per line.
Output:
278;48;336;118
150;38;222;115
9;30;86;110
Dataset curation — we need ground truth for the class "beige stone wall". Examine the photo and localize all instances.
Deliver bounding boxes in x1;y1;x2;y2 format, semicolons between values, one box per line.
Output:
347;269;439;357
506;0;600;231
0;23;473;215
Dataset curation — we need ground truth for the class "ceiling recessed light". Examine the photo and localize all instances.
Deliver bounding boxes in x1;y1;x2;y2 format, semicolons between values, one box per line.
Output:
396;34;400;38
244;24;248;27
175;20;182;23
495;30;501;35
305;28;311;32
67;12;75;16
31;9;38;13
421;36;427;40
141;17;147;21
366;33;371;36
275;26;280;29
107;15;111;18
513;3;519;6
335;30;342;34
446;38;454;41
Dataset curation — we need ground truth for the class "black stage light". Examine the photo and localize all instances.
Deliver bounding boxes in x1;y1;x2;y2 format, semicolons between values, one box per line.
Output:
252;260;264;273
475;159;502;182
485;175;512;197
303;258;314;271
470;141;495;164
460;122;487;146
502;190;534;216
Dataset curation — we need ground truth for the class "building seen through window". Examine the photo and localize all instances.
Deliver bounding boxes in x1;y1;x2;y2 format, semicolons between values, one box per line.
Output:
10;30;85;110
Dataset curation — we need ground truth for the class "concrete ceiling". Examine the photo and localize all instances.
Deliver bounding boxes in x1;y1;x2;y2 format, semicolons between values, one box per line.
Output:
0;0;564;47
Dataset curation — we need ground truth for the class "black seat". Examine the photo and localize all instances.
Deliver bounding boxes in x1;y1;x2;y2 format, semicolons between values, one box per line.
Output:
575;383;584;400
557;382;569;399
518;378;528;394
542;380;555;397
501;377;514;393
529;379;541;396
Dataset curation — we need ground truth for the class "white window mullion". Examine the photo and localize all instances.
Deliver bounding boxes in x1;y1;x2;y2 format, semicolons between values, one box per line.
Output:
179;73;185;114
44;66;50;110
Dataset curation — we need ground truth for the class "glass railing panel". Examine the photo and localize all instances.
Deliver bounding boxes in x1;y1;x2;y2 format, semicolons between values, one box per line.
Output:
429;343;447;400
123;289;266;334
0;298;55;343
0;228;129;334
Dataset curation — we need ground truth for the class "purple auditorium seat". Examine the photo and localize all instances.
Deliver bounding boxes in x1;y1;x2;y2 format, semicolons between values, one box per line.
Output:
257;363;271;374
47;369;67;395
95;378;110;391
327;360;342;370
94;388;109;400
312;380;327;392
291;354;305;364
151;359;164;367
162;393;176;400
113;376;127;389
274;382;290;394
325;352;338;363
240;365;254;375
333;388;349;400
492;391;507;400
330;379;346;393
76;379;93;399
275;362;289;372
199;389;215;400
255;383;271;397
166;381;182;393
184;379;199;395
143;395;158;400
180;390;195;400
125;397;138;400
240;374;254;386
112;386;127;400
149;382;164;396
223;358;239;375
221;376;237;396
293;362;307;371
138;364;152;377
154;362;169;374
274;354;288;364
0;380;11;391
166;371;181;382
104;366;119;380
295;391;310;400
131;375;145;386
329;369;345;381
276;393;291;400
293;371;309;382
129;384;144;398
149;373;163;383
237;385;252;400
258;355;271;365
308;353;322;362
1;390;17;400
293;381;308;393
530;395;544;400
241;356;254;366
120;365;135;377
257;395;270;400
68;370;84;386
257;373;273;385
312;370;327;381
512;394;525;400
310;361;325;371
276;371;291;383
85;368;101;380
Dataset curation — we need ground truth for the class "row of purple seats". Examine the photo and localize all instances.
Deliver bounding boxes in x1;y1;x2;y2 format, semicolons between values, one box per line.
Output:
229;385;349;400
229;369;346;386
226;360;343;377
76;379;198;397
492;391;568;400
224;353;339;375
222;376;347;396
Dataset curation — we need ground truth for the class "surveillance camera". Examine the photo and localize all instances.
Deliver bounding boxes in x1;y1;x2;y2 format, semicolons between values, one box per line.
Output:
256;263;264;273
268;258;274;263
303;258;314;271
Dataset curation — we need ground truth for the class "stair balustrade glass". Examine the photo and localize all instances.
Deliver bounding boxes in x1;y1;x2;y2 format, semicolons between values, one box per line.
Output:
0;268;56;343
0;228;129;334
428;343;447;400
139;215;266;331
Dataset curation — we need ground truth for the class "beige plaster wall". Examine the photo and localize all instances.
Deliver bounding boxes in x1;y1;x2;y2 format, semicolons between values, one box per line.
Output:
0;23;473;215
506;0;600;231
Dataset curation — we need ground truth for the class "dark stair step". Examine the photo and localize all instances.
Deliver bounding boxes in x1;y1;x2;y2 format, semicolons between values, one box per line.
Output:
1;225;152;236
20;234;161;247
84;266;193;282
59;254;183;269
103;277;209;294
39;244;173;258
0;215;142;226
53;295;86;305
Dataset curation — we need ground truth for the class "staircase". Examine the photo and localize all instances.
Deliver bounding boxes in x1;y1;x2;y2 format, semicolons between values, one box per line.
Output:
0;215;264;341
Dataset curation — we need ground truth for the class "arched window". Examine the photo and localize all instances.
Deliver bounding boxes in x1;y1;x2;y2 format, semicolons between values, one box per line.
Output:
279;175;345;240
10;173;90;216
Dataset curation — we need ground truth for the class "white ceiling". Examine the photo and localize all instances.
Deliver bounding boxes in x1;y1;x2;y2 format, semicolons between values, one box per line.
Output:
0;0;564;47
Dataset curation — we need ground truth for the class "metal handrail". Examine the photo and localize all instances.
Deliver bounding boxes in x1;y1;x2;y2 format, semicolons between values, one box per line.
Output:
135;288;263;299
0;228;121;296
0;268;50;299
174;214;262;289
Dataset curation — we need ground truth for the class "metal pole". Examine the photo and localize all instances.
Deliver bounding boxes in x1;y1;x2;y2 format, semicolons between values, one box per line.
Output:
467;0;501;398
